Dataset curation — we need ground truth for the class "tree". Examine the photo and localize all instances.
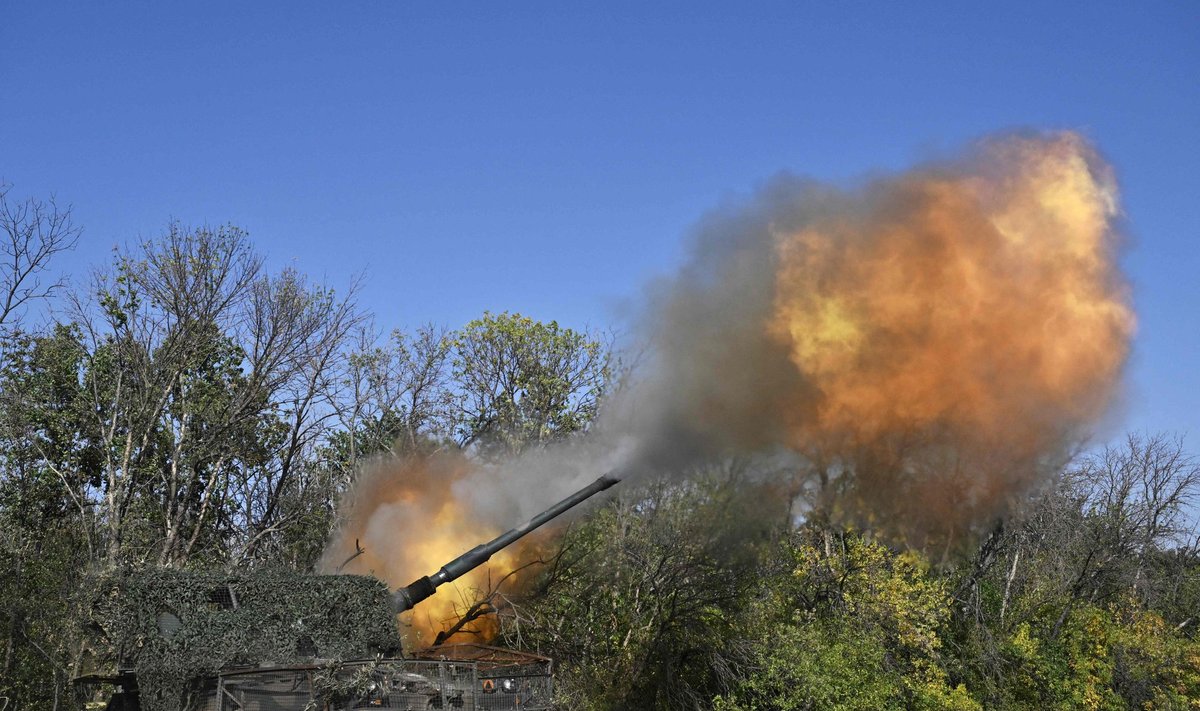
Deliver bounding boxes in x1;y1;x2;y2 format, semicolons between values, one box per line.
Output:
61;224;364;567
0;326;93;709
508;465;788;711
452;311;611;456
276;324;455;569
0;184;82;709
717;528;980;711
977;434;1200;640
0;183;81;332
943;434;1200;709
325;324;455;472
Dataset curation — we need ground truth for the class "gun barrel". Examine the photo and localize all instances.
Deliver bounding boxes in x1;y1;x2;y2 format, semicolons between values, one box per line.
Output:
391;474;621;613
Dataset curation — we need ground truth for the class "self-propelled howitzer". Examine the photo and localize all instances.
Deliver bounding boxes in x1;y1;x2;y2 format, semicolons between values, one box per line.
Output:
76;473;622;711
392;473;621;613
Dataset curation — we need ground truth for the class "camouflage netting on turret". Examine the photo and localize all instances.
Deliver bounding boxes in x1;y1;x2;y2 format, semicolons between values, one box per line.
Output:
77;568;401;711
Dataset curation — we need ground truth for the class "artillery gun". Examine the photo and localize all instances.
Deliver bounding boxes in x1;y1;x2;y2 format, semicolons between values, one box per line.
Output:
75;475;620;711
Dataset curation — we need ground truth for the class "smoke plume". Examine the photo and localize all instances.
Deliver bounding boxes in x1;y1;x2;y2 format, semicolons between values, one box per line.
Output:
322;131;1134;638
619;131;1133;542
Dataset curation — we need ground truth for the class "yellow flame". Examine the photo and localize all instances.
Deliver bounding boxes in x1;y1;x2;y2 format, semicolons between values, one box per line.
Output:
320;453;525;646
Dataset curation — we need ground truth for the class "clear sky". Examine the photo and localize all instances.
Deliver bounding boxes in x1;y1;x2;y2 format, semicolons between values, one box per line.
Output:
2;2;1197;443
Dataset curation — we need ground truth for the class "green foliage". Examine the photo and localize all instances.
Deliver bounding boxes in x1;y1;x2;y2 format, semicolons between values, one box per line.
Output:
1113;607;1200;709
509;472;788;710
715;621;978;711
0;326;96;707
717;532;980;711
78;569;401;711
992;610;1122;710
963;605;1200;711
453;311;610;455
0;517;88;708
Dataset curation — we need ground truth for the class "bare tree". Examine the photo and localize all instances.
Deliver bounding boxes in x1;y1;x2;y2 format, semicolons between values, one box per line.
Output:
327;323;454;477
0;184;80;329
975;433;1200;639
234;267;366;562
1089;434;1199;606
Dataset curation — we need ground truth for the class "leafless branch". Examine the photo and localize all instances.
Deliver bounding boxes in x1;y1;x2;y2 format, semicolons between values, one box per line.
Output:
0;184;80;329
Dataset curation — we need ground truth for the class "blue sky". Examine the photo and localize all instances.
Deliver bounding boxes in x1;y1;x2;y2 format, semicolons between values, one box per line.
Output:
2;2;1197;443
